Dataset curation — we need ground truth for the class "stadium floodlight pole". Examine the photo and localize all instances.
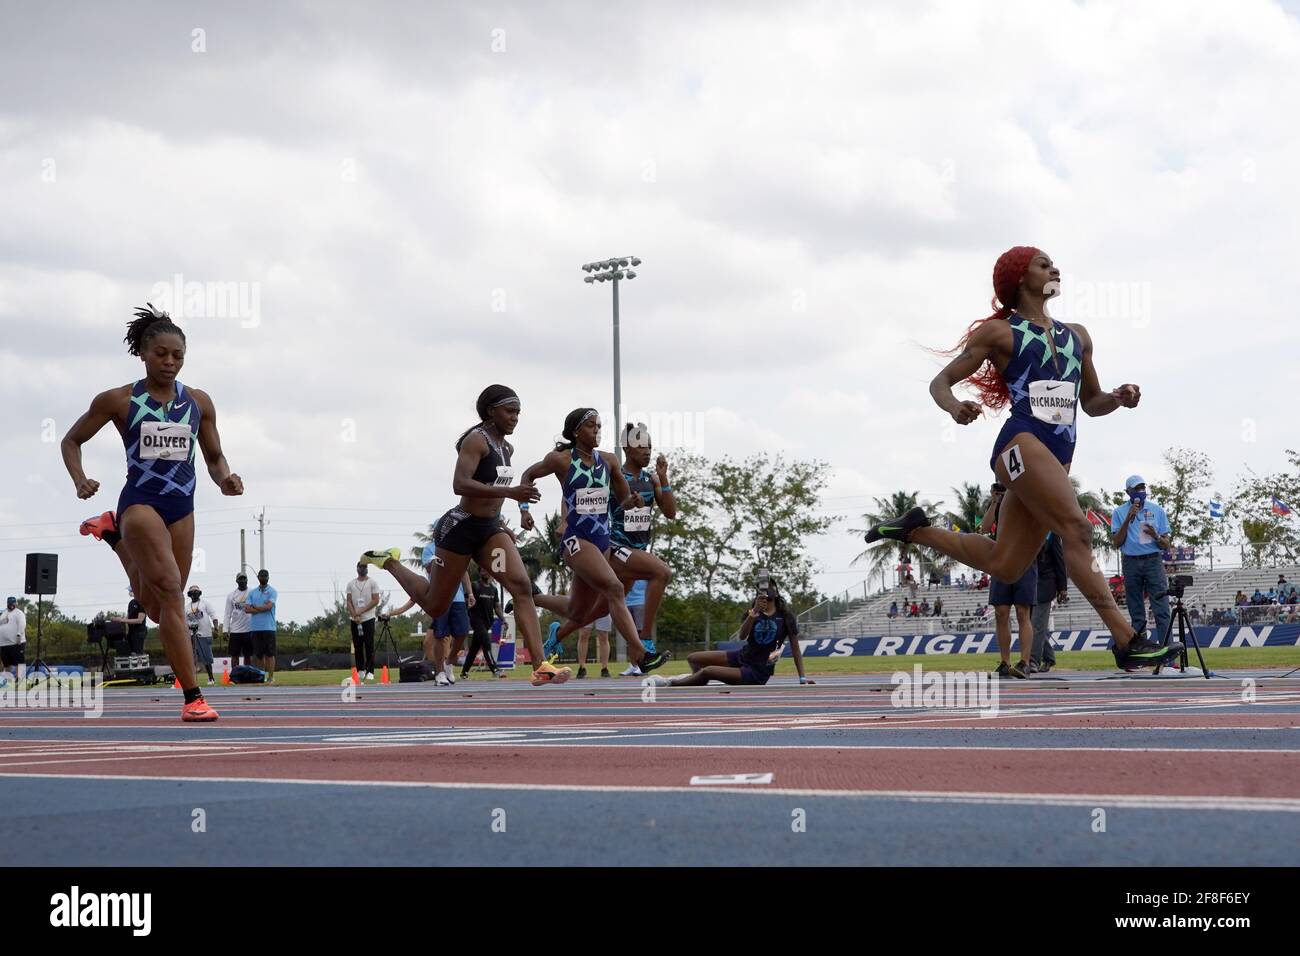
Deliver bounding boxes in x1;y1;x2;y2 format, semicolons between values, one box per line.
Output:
581;256;641;466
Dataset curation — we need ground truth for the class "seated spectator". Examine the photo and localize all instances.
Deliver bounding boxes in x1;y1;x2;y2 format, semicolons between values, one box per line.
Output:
1252;589;1265;604
888;601;898;619
1235;591;1247;606
909;602;920;617
976;573;989;589
1286;606;1299;624
1278;575;1288;591
933;597;944;617
1225;607;1238;623
1266;587;1278;603
975;604;988;619
920;599;931;616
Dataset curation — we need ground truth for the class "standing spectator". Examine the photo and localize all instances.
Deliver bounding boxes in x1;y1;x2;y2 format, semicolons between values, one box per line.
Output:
185;586;219;686
225;572;253;668
0;596;26;679
928;569;941;590
888;601;898;619
933;596;944;617
1029;533;1067;673
346;562;381;681
1110;475;1172;643
245;569;278;683
615;579;649;677
463;569;504;679
576;616;612;679
113;589;148;653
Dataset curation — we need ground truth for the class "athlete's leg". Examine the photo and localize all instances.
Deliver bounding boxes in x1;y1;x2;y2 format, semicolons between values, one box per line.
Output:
1015;603;1034;664
910;435;1139;645
612;548;671;636
379;550;470;620
669;666;744;687
993;605;1013;664
686;650;729;671
120;507;196;690
476;533;548;668
565;540;647;664
532;592;572;616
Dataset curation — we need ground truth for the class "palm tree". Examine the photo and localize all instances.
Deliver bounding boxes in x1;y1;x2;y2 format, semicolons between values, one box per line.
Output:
406;524;436;569
849;490;944;577
947;481;988;534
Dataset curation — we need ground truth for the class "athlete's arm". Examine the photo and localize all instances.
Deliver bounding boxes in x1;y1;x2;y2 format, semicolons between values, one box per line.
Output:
453;431;540;502
605;452;639;510
390;597;417;616
60;387;128;499
787;625;813;684
1073;324;1141;417
929;321;1009;424
191;389;244;496
652;453;677;518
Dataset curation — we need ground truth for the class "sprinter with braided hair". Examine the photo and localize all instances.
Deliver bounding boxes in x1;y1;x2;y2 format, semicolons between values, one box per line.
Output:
61;304;243;720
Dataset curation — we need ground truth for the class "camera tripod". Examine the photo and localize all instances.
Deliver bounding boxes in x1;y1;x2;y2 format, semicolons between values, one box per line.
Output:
376;616;400;668
1155;589;1212;678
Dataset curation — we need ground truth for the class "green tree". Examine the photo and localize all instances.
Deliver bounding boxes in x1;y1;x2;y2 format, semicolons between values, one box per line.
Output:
848;491;944;577
947;481;988;535
1231;450;1300;565
1148;447;1216;547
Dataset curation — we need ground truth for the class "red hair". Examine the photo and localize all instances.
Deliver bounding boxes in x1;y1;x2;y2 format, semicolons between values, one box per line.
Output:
941;245;1041;410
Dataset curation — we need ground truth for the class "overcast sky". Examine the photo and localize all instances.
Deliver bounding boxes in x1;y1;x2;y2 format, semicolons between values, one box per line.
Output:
3;0;1299;623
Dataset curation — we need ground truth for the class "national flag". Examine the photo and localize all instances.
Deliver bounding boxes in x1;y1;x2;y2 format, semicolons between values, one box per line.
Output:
1273;496;1292;517
1209;499;1224;518
1086;509;1107;527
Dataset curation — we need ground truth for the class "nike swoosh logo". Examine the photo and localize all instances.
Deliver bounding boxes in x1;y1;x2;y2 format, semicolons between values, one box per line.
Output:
399;655;416;663
290;658;307;667
173;402;187;410
879;526;899;533
1043;383;1067;392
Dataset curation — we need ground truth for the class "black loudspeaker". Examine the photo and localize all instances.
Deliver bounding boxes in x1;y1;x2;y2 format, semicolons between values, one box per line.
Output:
25;553;58;595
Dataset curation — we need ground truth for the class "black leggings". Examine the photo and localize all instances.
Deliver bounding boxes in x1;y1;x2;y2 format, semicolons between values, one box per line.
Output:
463;621;497;674
350;618;375;672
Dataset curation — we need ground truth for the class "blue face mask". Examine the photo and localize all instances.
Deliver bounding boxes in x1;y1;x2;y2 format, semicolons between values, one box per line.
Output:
1129;489;1146;507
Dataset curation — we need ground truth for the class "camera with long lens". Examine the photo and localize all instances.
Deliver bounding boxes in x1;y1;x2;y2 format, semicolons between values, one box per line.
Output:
1170;574;1193;599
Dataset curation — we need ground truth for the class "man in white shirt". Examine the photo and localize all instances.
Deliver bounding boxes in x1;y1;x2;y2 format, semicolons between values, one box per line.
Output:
346;562;381;681
225;572;253;668
0;596;27;678
186;586;220;686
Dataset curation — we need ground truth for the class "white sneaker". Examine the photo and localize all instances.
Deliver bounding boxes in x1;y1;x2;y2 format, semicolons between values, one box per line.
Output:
207;678;215;686
444;665;455;684
620;664;643;677
435;672;450;686
364;671;375;682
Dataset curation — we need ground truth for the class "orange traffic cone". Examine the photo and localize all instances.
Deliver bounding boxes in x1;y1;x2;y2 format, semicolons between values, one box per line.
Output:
221;666;231;686
351;666;360;685
172;676;181;689
381;664;390;685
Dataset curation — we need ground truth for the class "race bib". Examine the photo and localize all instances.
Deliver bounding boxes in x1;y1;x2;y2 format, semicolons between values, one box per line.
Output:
575;487;609;515
140;421;192;461
494;466;515;487
623;507;652;532
1028;380;1076;426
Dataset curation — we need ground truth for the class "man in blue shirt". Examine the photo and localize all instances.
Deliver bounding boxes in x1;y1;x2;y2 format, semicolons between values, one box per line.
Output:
1110;475;1172;644
246;568;279;683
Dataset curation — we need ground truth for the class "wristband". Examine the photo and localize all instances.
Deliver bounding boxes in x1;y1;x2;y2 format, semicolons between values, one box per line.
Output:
519;503;530;511
660;485;673;493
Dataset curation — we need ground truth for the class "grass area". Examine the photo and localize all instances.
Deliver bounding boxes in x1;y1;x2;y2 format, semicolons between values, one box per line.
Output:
111;646;1300;689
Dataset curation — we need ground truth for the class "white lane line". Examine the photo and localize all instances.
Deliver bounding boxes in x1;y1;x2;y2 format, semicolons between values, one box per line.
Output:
0;770;1297;813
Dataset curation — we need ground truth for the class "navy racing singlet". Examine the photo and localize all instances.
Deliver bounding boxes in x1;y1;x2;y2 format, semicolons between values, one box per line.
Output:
123;379;200;497
562;449;611;552
610;467;655;549
991;315;1084;475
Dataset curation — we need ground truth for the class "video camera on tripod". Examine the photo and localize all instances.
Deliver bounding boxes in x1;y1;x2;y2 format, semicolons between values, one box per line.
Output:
1169;573;1193;599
